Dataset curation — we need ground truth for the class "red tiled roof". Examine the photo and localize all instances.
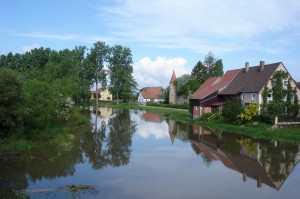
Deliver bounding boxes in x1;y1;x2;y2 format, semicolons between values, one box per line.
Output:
191;69;241;100
169;71;176;84
141;87;165;100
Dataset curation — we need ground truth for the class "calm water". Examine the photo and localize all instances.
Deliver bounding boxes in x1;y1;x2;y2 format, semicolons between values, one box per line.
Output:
1;108;300;199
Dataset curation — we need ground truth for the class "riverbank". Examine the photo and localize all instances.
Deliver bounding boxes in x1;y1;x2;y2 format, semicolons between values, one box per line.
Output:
99;102;300;144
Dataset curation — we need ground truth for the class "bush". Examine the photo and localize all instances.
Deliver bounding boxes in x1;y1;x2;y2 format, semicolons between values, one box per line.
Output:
222;98;243;123
256;114;275;124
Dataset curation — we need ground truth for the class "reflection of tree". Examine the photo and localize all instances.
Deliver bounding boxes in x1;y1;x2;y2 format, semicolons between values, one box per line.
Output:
82;121;109;169
83;109;137;168
105;110;137;167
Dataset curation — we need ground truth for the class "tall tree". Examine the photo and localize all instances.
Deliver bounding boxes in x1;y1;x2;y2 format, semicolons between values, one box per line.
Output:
191;52;224;85
85;42;109;108
108;45;137;104
191;61;208;84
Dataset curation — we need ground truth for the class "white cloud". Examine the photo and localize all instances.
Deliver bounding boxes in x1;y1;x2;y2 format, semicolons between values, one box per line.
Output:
133;56;190;88
97;0;300;54
21;43;40;53
137;122;170;139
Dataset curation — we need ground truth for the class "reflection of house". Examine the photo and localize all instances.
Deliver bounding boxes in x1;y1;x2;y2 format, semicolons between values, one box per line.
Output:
141;112;163;123
190;61;300;118
91;89;112;101
190;126;300;190
138;87;166;103
95;107;113;118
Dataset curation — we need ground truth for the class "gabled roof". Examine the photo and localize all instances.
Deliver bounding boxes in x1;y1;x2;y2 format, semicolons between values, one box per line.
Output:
141;87;165;100
191;69;241;100
219;62;281;95
169;71;176;84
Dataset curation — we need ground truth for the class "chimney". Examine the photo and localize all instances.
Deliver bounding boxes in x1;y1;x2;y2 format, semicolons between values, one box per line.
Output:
245;62;249;72
259;61;264;72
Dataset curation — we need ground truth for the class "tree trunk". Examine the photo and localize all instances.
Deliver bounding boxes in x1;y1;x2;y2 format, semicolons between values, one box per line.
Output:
117;92;119;105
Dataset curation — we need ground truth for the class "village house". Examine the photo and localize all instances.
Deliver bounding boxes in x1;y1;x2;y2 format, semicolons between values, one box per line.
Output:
91;89;112;101
138;87;166;103
190;61;300;118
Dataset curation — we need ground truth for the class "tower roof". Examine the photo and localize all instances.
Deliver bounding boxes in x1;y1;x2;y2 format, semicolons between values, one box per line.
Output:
169;71;176;84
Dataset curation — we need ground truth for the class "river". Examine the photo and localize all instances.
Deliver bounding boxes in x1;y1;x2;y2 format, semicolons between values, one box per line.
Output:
1;108;300;199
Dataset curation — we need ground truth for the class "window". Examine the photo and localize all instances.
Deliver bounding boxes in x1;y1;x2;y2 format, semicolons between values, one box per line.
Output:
267;93;272;100
240;94;244;100
252;93;256;100
283;80;288;87
272;80;277;87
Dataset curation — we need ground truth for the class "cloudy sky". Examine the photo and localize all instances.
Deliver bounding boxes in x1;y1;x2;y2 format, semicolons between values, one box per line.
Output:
1;0;300;88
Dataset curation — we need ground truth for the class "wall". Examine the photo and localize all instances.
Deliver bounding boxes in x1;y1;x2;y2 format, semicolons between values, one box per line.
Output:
169;83;176;104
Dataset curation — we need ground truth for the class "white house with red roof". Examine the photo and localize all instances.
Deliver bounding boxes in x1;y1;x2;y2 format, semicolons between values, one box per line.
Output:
138;87;166;103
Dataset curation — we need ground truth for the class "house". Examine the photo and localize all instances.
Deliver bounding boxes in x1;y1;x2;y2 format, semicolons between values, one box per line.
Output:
91;89;112;101
219;61;300;105
190;69;240;118
190;61;300;118
138;87;166;103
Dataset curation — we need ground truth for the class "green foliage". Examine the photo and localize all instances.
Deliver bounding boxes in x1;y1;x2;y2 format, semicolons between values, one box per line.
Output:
108;45;137;103
0;68;24;134
174;75;201;98
238;103;259;121
266;101;286;117
256;114;275;124
222;98;243;123
191;51;224;85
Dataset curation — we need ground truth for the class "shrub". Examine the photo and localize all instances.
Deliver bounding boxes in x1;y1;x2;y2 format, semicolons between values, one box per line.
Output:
237;103;259;121
256;114;275;124
222;98;243;123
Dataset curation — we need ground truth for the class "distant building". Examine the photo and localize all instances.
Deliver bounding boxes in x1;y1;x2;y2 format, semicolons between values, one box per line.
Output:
91;89;112;101
138;87;166;103
169;71;177;104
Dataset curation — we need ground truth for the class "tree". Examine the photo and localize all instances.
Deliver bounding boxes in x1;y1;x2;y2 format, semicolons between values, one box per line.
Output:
191;61;208;84
85;42;109;108
0;68;24;134
108;45;137;104
267;71;288;116
175;74;200;98
191;52;224;85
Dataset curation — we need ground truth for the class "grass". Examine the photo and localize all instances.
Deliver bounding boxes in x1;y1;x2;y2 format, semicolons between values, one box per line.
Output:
99;102;300;144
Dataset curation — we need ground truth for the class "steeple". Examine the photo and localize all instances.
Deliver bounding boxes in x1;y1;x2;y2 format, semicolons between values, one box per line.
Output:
169;70;176;84
169;70;176;104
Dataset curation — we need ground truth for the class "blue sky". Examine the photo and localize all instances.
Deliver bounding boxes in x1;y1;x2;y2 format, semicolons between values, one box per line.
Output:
1;0;300;89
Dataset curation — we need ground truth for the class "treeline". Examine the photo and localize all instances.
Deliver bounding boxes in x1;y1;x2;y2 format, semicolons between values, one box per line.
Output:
0;41;137;136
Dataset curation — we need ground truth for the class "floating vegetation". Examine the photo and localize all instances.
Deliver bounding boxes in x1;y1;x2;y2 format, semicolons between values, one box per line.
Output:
19;184;98;194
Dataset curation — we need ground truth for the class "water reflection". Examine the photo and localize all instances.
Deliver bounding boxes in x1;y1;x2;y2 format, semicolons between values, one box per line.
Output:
190;125;300;190
84;109;137;168
1;109;300;198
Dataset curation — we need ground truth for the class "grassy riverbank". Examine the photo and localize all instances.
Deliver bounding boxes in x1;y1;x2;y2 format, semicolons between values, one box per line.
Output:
99;102;300;144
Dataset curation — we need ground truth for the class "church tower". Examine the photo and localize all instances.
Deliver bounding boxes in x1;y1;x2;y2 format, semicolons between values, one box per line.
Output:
169;70;176;104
